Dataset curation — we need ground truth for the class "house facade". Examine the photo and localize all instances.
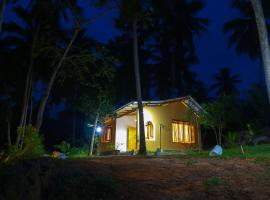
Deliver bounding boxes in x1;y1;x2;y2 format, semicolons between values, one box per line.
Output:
99;96;203;153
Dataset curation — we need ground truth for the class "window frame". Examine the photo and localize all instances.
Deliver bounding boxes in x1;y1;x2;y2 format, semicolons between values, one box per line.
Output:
172;120;195;144
145;121;155;141
103;126;112;143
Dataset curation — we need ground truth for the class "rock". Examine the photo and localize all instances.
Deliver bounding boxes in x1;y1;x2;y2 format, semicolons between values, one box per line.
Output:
253;136;270;145
209;145;223;157
52;151;67;159
155;148;161;157
59;153;67;159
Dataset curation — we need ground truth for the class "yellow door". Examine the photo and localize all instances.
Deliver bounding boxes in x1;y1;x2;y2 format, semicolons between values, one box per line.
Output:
128;127;137;151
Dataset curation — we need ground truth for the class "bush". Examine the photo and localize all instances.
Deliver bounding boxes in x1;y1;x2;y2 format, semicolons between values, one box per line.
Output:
225;131;237;148
54;141;71;153
4;126;44;162
69;145;88;157
203;177;224;189
18;126;44;156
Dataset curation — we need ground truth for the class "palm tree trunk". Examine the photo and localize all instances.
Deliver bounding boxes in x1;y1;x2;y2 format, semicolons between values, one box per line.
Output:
259;57;263;86
35;29;79;131
72;109;77;146
0;0;7;35
16;25;40;146
88;112;99;156
171;52;176;96
132;16;146;155
250;0;270;103
6;118;11;146
28;89;33;125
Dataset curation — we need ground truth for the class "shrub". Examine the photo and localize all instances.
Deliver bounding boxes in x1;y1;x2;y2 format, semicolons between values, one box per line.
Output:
225;131;238;148
4;126;44;162
203;177;224;189
69;145;89;157
54;141;71;153
17;125;44;157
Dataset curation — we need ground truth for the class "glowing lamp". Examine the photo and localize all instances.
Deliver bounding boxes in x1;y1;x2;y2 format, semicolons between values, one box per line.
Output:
96;126;102;133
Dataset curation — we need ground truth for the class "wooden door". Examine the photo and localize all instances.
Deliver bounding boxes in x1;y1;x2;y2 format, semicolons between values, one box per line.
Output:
128;127;137;151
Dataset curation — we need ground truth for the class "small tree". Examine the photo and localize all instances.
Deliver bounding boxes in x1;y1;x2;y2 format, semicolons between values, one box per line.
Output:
60;44;115;156
200;95;241;145
77;92;114;156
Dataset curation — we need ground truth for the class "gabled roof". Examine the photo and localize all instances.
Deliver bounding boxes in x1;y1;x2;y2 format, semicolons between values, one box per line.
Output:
115;95;204;117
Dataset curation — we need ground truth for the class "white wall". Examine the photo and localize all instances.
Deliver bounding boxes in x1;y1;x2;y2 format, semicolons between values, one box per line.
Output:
115;115;136;152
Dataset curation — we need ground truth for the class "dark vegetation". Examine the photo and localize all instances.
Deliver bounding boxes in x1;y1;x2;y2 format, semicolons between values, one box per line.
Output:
1;0;270;199
0;0;269;156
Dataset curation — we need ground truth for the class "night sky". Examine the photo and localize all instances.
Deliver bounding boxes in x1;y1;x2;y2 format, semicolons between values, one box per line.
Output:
6;0;261;98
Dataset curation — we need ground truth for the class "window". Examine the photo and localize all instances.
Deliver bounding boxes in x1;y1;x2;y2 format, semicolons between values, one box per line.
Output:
172;120;195;143
145;121;154;140
103;126;112;142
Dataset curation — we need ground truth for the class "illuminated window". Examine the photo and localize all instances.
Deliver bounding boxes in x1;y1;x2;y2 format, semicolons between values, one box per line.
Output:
103;126;112;142
172;120;195;143
145;121;154;140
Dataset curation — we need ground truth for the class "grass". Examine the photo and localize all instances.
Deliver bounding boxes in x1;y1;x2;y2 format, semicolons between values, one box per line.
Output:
188;144;270;159
203;177;224;189
51;144;270;160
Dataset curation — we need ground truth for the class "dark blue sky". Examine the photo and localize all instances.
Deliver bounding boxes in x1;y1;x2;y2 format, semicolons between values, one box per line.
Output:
6;0;261;98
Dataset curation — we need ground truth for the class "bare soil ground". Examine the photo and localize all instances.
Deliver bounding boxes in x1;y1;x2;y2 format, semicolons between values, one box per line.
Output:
69;156;270;200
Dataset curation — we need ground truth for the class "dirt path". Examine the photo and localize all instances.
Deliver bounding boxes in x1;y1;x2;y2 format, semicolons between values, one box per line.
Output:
69;156;270;200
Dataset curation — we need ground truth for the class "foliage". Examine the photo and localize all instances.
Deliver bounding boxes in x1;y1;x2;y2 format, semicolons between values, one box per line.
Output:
245;85;270;128
203;177;224;188
246;124;256;144
225;131;238;148
200;95;241;145
105;143;116;152
0;158;118;199
190;144;270;159
68;145;89;157
53;142;94;157
3;125;44;162
17;125;44;156
210;67;241;96
223;0;270;59
54;141;71;153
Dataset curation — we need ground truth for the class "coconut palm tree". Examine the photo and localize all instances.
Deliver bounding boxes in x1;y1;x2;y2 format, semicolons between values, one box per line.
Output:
4;0;80;145
223;0;270;83
211;67;241;96
250;0;270;103
117;0;147;154
97;0;148;154
0;0;18;34
151;0;209;98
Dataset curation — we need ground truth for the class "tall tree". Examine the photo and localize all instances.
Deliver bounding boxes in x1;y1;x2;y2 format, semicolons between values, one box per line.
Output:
97;0;147;154
151;0;209;98
223;0;270;83
250;0;270;103
118;0;147;154
211;67;241;96
0;0;18;34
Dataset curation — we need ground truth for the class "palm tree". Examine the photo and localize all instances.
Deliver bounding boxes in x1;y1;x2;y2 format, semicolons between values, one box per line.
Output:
250;0;270;103
211;67;241;96
0;0;18;34
98;0;147;154
117;0;147;154
4;1;80;145
27;0;80;131
151;0;209;98
223;0;270;83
